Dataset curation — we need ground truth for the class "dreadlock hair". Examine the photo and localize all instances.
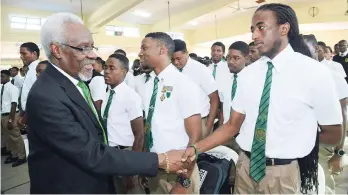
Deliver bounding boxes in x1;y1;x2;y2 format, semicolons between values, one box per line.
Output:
256;3;318;194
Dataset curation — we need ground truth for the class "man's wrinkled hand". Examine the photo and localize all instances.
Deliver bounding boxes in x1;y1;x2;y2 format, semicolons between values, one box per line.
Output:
329;154;343;175
165;150;190;174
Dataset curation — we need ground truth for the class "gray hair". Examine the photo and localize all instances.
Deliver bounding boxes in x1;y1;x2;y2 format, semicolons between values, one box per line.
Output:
40;12;83;61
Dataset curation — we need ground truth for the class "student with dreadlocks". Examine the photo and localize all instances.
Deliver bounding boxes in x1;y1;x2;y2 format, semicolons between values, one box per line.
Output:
303;35;348;194
181;3;343;194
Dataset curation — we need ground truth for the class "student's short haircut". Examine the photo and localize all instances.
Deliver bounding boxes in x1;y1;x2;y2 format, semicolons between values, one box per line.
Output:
325;46;333;53
39;60;50;66
11;67;19;71
249;41;255;47
229;41;249;56
108;54;129;71
211;42;225;53
96;57;105;65
1;70;11;76
317;41;326;50
114;49;127;56
145;32;175;57
173;39;188;53
20;42;40;57
189;53;198;58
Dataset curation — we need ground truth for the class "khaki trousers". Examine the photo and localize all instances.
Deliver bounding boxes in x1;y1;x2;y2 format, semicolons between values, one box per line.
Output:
113;146;145;194
234;152;301;194
148;164;200;194
201;117;212;139
318;144;336;194
1;113;26;159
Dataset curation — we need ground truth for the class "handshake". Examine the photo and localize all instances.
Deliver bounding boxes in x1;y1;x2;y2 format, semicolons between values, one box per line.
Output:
157;147;197;177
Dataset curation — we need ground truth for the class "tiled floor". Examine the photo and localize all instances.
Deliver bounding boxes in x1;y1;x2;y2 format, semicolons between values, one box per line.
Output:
1;139;348;194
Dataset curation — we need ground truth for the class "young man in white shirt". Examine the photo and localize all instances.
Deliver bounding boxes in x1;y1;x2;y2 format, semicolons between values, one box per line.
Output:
248;41;261;64
139;32;202;194
103;53;144;194
134;62;155;104
219;41;249;153
10;67;24;90
182;4;343;194
36;60;49;77
313;39;348;194
316;42;347;78
1;70;26;167
17;42;40;129
114;49;136;90
172;39;219;138
87;57;107;114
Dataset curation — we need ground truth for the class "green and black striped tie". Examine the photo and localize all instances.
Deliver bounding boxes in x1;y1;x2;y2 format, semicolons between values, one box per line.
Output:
145;77;159;151
231;73;238;100
249;61;274;182
212;64;217;79
102;89;115;131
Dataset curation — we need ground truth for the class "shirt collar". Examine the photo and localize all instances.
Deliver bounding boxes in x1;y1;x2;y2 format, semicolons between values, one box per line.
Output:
156;64;175;81
111;81;125;92
340;50;348;57
28;60;40;68
261;44;294;72
51;63;79;87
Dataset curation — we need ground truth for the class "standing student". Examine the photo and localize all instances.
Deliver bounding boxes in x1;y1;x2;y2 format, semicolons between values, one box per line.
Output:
134;61;155;105
103;54;145;194
172;39;219;138
1;70;26;167
36;60;49;77
114;49;136;89
248;41;261;63
218;41;249;153
139;32;202;194
317;42;347;78
182;3;343;194
10;67;24;90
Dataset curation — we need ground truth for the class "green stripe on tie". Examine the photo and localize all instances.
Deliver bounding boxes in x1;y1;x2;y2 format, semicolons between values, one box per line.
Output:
249;61;274;183
102;89;115;132
212;64;217;79
145;77;159;151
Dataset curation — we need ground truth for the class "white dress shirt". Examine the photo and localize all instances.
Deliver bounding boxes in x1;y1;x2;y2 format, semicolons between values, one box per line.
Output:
125;72;136;90
12;74;24;91
321;58;347;78
1;82;19;114
135;72;156;111
181;58;217;117
101;82;143;147
143;65;201;153
208;59;231;93
232;45;342;159
88;76;107;101
330;71;348;100
20;60;39;111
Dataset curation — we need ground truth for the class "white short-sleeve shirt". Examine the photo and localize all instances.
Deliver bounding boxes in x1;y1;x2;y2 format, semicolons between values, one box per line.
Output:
208;60;231;93
12;74;24;91
330;71;348;100
101;82;143;147
143;65;201;153
125;72;136;90
321;58;347;78
1;82;19;114
232;45;342;159
181;58;217;117
21;60;39;111
88;76;107;101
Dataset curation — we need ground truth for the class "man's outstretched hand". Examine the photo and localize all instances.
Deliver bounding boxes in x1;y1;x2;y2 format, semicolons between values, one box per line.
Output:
181;146;196;163
158;150;194;174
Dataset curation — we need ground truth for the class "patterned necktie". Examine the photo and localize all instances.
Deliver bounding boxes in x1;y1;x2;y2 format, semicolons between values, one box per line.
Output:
249;61;274;182
144;77;159;151
11;79;14;85
77;81;107;144
212;64;217;79
231;73;238;100
102;89;115;130
178;68;183;72
145;74;151;83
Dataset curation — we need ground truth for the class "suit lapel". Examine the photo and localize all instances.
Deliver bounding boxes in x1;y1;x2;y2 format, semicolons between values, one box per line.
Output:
45;64;100;128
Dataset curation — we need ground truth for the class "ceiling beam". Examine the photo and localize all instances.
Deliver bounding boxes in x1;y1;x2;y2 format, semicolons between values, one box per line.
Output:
151;0;237;31
87;0;145;30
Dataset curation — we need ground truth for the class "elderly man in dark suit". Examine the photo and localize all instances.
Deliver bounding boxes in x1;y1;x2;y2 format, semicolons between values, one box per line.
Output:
26;12;189;194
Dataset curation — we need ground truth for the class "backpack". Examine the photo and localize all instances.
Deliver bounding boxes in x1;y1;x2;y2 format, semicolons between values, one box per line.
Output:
197;153;235;194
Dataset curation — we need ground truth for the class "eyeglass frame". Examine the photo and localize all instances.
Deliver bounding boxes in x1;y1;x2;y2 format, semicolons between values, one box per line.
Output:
61;43;98;54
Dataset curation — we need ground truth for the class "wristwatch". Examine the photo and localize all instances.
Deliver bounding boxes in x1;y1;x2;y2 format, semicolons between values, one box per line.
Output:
334;149;345;157
176;176;191;188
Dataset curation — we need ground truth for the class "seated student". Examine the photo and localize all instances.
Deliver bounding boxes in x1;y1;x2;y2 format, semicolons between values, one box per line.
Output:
36;60;49;77
102;54;144;194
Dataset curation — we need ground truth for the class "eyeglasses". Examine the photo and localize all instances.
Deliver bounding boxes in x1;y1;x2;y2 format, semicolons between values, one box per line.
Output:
62;44;98;54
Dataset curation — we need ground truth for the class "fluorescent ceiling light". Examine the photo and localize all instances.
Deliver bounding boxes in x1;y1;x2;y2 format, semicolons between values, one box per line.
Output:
190;21;198;26
134;10;151;18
